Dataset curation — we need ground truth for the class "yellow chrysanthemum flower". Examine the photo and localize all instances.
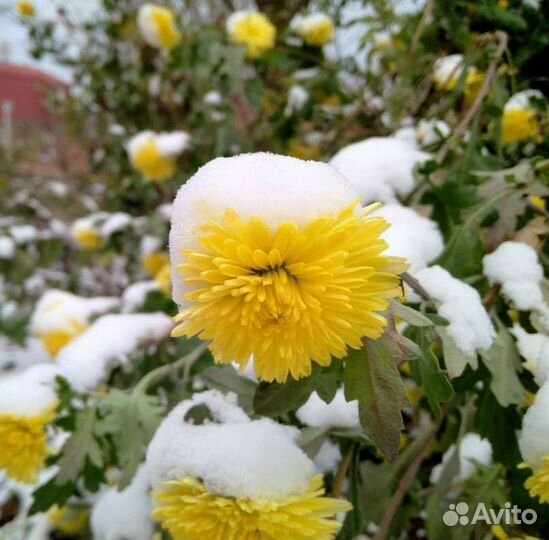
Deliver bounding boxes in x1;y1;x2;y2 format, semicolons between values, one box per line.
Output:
170;153;408;383
38;320;87;357
293;13;334;47
502;90;543;144
155;263;172;296
226;11;276;59
137;4;181;50
522;456;549;503
173;203;406;382
132;140;176;181
530;195;546;210
433;54;483;98
72;224;103;250
0;407;55;483
153;475;351;540
287;138;322;161
502;109;540;143
16;1;35;17
49;505;89;535
142;251;170;277
127;131;189;182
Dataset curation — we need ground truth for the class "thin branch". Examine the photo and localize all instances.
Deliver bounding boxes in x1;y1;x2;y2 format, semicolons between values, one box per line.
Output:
373;408;447;540
436;31;509;163
133;342;209;395
402;271;432;303
331;442;356;498
410;0;434;56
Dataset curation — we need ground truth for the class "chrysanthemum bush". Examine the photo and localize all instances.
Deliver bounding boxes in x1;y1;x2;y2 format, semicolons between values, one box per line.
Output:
1;1;549;539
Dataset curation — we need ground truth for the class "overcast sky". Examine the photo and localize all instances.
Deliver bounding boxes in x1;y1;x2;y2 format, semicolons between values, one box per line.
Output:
0;0;100;80
0;0;423;81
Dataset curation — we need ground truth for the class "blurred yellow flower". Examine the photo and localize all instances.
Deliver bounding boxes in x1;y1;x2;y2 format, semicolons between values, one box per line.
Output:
137;4;181;50
226;11;276;58
502;90;543;144
492;524;540;540
0;407;55;483
39;321;87;357
287;138;322;161
127;131;189;182
16;1;35;17
530;195;546;210
293;13;334;47
155;263;172;296
153;475;351;540
49;505;89;536
173;202;408;382
133;140;177;181
72;225;104;251
142;251;170;277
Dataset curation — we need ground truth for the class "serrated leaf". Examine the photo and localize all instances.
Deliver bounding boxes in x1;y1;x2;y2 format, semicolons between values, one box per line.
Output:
29;477;75;515
480;323;525;407
409;327;454;416
96;389;164;489
437;326;478;378
343;336;408;460
56;406;103;484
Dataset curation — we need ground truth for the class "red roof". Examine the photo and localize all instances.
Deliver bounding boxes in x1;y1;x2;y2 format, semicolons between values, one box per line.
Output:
0;63;67;126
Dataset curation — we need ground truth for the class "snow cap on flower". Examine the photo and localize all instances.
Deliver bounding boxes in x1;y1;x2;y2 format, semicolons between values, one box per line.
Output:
137;4;181;50
57;313;173;392
0;364;59;483
374;204;444;273
127;130;190;182
226;11;276;58
91;466;153;540
502;90;544;144
31;290;119;357
329;137;429;204
169;152;408;382
519;382;549;502
297;389;359;429
291;13;335;47
410;266;495;355
430;433;493;484
140;235;169;277
71;217;103;250
285;84;309;116
147;390;351;540
433;53;479;91
483;242;548;315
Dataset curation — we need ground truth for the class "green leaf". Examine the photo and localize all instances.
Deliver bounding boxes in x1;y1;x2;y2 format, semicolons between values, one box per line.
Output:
343;336;408;460
409;328;454;416
56;406;103;484
436;190;513;278
253;376;315;417
437;326;478;378
253;366;338;417
96;389;164;489
480;323;525;407
200;365;257;413
29;478;75;515
389;299;435;327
